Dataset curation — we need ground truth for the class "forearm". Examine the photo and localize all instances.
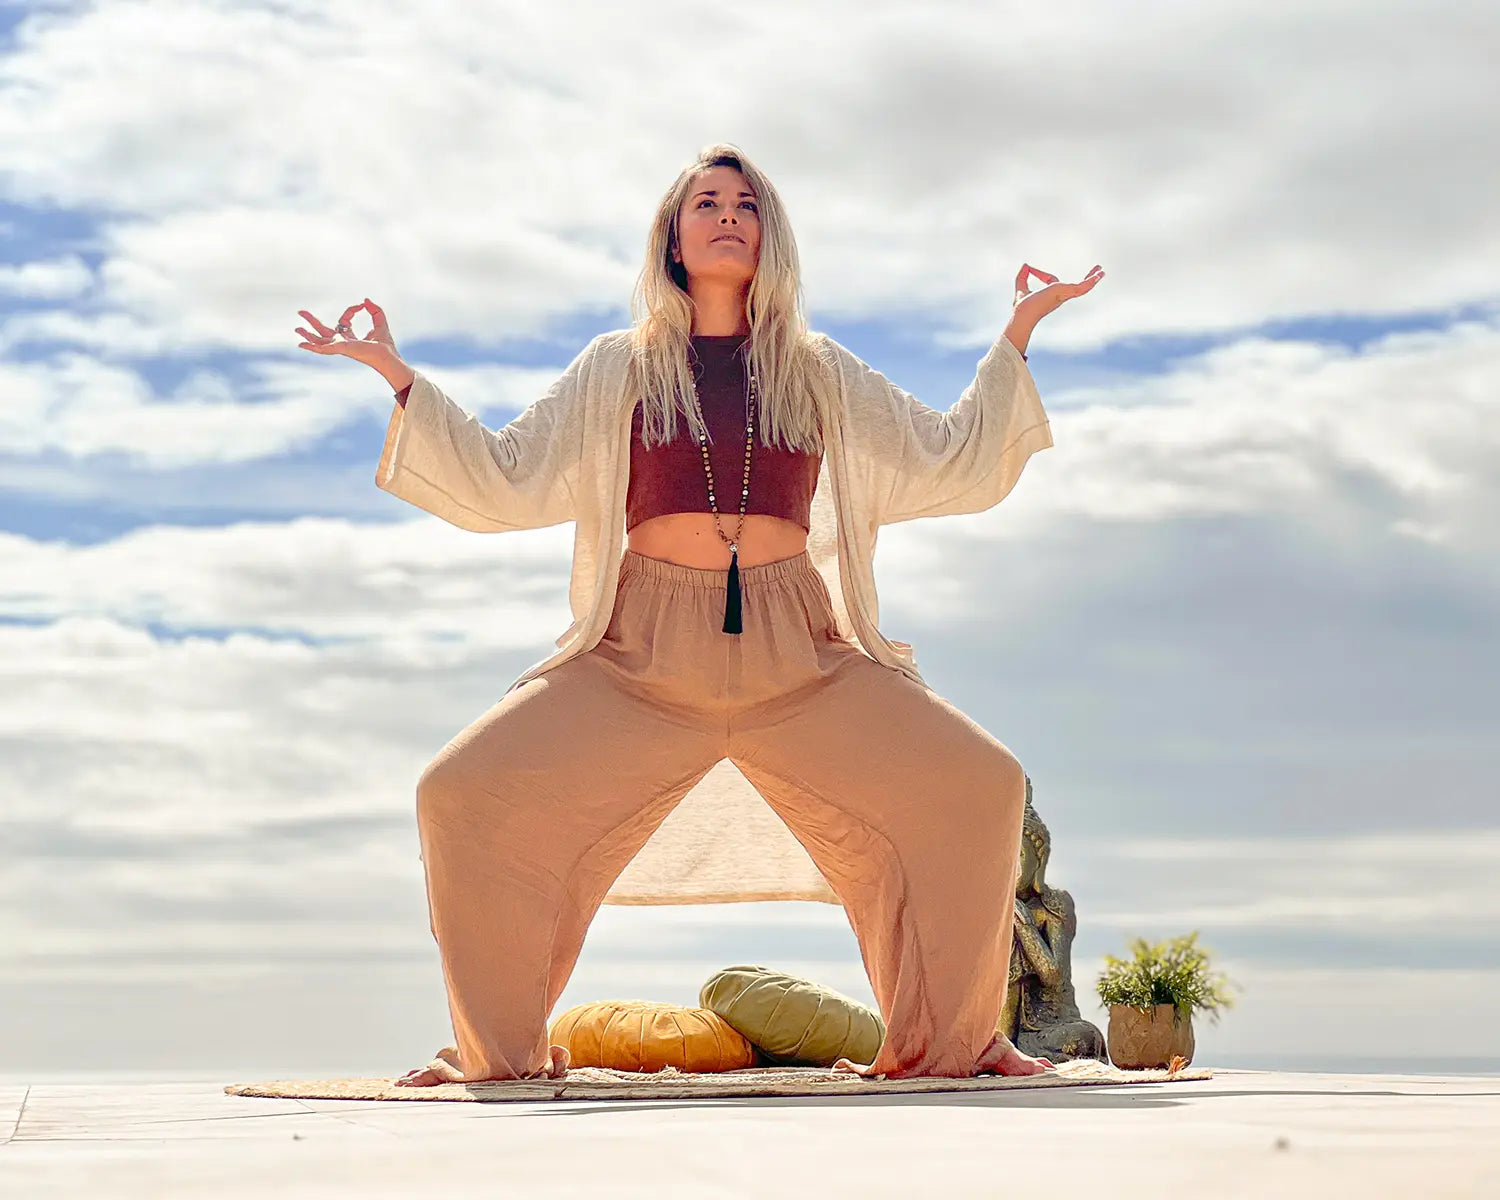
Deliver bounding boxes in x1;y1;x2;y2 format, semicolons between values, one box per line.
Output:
1002;312;1037;360
367;348;416;399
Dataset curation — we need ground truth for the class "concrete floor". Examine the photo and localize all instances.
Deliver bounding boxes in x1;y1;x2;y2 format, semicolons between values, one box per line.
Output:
2;1068;1497;1198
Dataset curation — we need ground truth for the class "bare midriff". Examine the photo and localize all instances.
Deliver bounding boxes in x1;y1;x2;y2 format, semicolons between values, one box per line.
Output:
626;512;809;569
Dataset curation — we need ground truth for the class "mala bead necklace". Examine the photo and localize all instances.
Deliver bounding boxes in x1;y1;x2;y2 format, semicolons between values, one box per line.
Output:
686;348;758;634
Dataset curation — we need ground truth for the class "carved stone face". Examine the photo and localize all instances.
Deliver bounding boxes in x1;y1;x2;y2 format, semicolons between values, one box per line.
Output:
1017;835;1040;895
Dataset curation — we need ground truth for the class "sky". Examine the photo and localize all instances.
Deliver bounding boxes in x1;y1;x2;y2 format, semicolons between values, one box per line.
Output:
1;0;1497;1078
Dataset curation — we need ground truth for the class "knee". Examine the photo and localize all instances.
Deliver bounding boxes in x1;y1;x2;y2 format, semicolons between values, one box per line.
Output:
995;744;1027;808
415;741;542;845
415;748;483;828
967;742;1028;844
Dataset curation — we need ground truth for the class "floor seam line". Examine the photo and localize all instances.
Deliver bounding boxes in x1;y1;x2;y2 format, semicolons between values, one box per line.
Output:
2;1086;29;1145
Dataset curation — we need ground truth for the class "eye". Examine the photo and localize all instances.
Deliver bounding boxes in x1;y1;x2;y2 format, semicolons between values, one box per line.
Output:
741;201;758;212
697;198;715;208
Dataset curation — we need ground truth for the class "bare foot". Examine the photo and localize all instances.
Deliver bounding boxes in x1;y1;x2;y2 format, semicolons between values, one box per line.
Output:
972;1032;1057;1076
829;1032;1057;1080
392;1044;570;1087
393;1044;464;1087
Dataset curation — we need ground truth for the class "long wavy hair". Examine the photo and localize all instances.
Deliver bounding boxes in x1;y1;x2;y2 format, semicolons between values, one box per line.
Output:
627;143;837;455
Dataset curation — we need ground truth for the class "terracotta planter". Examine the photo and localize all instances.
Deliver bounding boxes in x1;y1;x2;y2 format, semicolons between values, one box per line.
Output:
1106;1003;1195;1069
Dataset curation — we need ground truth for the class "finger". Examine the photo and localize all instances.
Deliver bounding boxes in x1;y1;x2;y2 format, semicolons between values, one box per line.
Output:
1029;266;1060;283
363;297;391;335
295;326;330;343
299;310;335;336
334;303;364;335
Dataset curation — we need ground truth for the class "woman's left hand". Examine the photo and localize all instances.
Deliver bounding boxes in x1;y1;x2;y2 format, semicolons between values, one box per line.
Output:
1012;263;1104;325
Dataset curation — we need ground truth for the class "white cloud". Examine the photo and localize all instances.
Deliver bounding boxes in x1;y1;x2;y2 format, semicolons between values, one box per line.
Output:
1;308;1496;1004
1027;319;1496;544
0;255;92;300
0;517;575;657
1061;833;1500;932
0;353;568;467
3;0;1498;1073
0;0;1494;364
872;312;1500;640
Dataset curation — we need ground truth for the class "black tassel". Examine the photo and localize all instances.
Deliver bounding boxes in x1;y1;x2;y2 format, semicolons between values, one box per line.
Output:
722;548;743;634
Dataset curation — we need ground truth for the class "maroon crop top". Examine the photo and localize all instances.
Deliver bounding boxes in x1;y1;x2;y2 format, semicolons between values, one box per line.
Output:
626;335;821;532
395;334;969;534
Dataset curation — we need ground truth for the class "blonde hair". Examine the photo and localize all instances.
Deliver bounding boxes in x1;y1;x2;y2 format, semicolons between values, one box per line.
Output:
627;143;836;455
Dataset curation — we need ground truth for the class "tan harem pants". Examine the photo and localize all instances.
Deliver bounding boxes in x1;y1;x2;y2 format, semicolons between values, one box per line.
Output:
413;547;1030;1081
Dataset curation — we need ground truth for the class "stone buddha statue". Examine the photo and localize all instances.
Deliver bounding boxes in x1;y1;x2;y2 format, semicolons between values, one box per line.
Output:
999;776;1107;1062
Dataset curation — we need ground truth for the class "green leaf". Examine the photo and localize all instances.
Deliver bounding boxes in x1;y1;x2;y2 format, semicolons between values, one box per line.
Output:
1094;931;1238;1021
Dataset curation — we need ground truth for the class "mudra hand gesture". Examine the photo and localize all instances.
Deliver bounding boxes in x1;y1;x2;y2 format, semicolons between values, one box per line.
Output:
295;298;401;367
1012;263;1104;325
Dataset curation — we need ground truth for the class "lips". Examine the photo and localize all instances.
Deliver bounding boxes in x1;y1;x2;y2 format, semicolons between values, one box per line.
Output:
712;235;744;244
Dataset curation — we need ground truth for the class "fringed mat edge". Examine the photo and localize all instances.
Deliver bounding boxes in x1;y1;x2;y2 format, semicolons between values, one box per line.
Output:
225;1059;1214;1102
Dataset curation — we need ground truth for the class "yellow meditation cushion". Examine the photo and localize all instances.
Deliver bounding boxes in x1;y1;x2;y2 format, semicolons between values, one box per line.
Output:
548;999;758;1073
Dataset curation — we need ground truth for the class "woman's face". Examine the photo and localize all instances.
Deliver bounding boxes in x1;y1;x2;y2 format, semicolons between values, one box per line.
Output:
673;165;761;286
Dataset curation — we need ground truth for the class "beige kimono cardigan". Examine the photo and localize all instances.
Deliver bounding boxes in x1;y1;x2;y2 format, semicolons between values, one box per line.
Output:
376;328;1052;906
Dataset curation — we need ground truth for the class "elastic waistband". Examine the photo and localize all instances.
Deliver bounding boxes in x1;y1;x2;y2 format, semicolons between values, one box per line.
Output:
619;548;818;589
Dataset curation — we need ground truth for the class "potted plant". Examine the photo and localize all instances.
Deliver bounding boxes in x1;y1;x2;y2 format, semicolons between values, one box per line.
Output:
1095;931;1236;1069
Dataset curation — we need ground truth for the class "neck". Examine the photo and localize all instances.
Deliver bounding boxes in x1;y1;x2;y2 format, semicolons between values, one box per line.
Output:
686;278;751;335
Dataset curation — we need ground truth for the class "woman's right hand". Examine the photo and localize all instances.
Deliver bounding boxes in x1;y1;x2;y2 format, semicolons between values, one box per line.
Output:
296;299;401;368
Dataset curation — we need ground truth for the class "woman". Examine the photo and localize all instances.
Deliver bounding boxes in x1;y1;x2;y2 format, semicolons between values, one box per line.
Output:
296;144;1102;1086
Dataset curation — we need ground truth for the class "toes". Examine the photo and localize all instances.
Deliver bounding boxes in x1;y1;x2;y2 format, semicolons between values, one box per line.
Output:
392;1057;463;1087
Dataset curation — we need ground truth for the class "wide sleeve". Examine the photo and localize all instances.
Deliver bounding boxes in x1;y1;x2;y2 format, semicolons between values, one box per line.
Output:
840;334;1053;526
374;337;595;533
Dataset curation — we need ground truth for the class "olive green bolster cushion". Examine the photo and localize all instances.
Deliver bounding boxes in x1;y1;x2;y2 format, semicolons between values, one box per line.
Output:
699;964;886;1069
